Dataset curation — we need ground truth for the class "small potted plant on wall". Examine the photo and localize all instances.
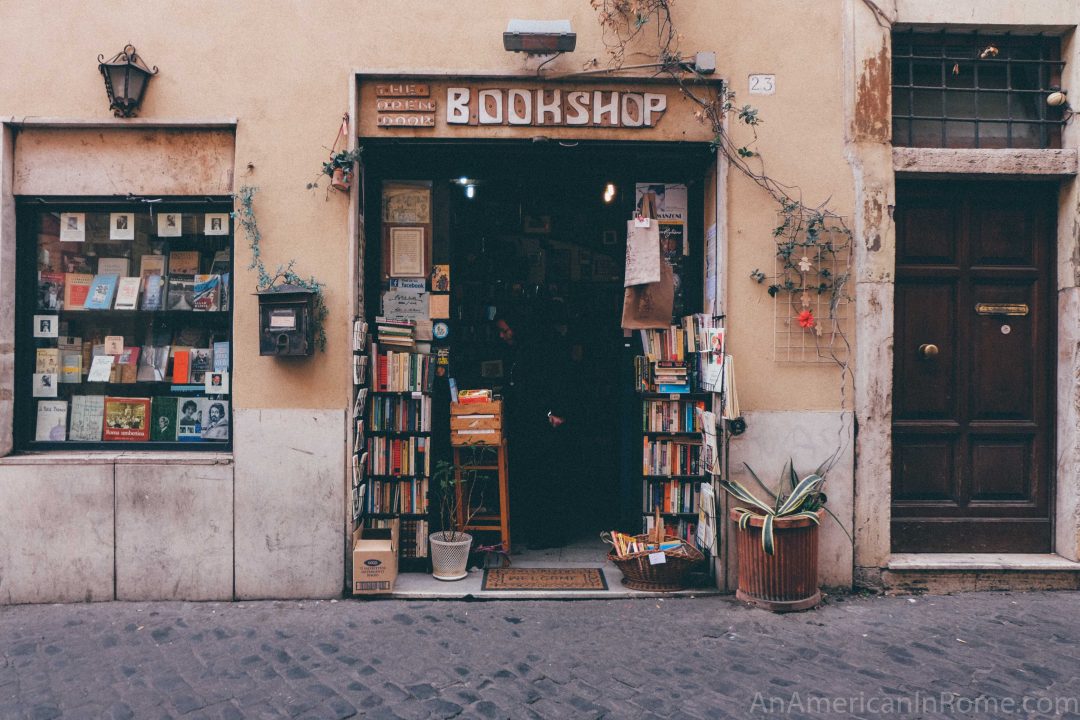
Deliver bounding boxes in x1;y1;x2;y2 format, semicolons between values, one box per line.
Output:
429;460;482;581
721;460;841;612
308;147;363;193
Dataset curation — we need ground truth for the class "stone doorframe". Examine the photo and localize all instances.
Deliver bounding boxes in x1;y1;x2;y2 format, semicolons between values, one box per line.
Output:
843;0;1080;587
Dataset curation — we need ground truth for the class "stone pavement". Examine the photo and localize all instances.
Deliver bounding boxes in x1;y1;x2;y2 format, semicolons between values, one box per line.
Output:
2;591;1080;719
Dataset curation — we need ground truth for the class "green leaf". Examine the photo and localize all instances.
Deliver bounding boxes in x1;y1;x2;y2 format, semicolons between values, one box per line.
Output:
742;463;777;501
762;513;775;555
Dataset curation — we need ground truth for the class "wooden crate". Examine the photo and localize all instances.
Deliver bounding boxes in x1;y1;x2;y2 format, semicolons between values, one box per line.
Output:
450;400;502;446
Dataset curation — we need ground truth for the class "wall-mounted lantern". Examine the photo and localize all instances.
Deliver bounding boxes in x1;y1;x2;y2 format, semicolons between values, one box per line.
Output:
97;44;158;118
257;285;316;357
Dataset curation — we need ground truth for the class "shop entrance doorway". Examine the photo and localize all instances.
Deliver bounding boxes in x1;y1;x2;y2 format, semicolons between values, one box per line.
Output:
362;140;715;554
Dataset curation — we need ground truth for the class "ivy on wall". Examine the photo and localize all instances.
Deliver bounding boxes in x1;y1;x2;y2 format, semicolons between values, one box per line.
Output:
236;185;329;352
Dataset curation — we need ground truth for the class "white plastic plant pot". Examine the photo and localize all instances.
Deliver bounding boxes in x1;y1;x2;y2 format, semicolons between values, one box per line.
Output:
429;531;473;581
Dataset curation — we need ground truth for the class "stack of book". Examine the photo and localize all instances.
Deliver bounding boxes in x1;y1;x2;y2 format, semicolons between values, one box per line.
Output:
375;317;416;349
652;360;689;394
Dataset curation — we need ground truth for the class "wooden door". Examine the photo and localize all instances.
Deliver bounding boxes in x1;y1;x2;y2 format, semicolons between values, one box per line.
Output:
891;181;1055;553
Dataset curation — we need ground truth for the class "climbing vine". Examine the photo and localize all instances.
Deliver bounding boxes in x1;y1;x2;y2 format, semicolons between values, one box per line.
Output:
236;185;329;351
590;0;855;368
589;0;871;475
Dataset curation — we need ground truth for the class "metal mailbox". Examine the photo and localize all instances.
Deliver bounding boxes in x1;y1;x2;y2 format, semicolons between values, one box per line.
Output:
256;284;315;357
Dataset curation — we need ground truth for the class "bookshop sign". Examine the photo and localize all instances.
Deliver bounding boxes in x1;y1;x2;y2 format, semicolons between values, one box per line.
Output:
361;77;704;141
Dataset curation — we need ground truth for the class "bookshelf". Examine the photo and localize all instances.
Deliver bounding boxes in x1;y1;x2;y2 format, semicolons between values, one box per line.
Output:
351;321;436;566
635;315;725;547
16;202;233;450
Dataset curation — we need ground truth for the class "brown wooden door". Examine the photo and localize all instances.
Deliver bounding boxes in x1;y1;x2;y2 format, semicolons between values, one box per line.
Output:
891;181;1055;553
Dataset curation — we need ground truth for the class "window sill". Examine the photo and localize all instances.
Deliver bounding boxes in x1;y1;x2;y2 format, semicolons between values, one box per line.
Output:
0;451;233;466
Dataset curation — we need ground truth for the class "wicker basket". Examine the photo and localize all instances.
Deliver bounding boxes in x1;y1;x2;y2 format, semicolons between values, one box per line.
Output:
609;535;705;592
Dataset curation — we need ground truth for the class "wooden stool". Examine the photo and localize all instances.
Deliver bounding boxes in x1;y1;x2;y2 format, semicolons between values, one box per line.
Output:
453;440;510;552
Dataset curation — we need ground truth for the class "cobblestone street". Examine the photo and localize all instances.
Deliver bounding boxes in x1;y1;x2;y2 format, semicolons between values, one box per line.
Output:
2;591;1079;719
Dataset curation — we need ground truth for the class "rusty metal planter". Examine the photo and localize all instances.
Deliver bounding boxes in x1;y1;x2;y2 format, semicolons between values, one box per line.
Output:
730;508;823;612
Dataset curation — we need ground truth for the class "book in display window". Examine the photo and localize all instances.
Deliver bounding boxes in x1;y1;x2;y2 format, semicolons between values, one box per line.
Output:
16;203;234;450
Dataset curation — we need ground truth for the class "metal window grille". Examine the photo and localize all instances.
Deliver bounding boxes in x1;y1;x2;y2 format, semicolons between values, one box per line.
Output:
891;29;1065;149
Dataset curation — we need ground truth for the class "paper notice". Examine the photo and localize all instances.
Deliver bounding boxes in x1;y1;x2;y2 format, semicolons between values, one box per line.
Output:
624;220;661;287
429;293;450;319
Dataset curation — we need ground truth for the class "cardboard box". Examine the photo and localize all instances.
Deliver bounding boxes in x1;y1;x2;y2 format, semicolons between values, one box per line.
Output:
352;520;399;595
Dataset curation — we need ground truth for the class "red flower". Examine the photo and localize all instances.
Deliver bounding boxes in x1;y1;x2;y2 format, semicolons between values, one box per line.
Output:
798;310;815;329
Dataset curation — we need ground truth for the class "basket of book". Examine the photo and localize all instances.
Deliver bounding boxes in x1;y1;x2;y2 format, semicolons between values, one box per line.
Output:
604;513;705;592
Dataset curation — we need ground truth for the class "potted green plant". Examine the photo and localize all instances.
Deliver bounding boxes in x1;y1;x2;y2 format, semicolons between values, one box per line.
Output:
307;147;362;192
721;459;843;613
429;460;482;581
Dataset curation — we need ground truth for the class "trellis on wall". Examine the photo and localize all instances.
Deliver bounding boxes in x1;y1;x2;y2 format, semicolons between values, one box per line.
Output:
753;210;852;364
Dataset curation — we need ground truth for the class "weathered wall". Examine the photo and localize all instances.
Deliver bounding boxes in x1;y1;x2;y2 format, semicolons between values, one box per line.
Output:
0;0;858;415
12;127;235;196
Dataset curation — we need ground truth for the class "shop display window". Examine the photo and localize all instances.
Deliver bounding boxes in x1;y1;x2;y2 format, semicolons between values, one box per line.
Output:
15;201;233;450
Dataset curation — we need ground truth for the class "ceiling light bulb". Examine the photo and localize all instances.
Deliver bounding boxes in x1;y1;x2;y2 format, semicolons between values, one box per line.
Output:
458;176;469;185
466;184;476;199
603;183;616;203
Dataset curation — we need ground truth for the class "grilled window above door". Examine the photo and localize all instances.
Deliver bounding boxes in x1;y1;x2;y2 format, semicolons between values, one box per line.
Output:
892;29;1065;149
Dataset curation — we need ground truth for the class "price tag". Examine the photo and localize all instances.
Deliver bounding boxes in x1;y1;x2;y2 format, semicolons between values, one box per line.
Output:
648;552;667;565
634;216;651;228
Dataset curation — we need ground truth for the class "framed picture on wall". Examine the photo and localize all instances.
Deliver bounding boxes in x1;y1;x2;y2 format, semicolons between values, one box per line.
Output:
389;227;425;277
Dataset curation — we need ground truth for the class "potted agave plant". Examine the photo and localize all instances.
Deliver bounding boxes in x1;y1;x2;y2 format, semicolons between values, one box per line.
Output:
429;460;482;581
721;459;844;613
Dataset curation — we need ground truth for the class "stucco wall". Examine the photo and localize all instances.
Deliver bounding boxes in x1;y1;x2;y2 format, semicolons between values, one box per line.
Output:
0;0;858;416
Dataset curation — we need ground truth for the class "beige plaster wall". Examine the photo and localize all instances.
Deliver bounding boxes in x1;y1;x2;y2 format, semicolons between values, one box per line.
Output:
0;0;857;416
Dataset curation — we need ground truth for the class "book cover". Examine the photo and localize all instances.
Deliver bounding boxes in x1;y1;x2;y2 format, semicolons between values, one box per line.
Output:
32;373;58;397
60;353;82;383
176;397;203;441
113;277;142;310
69;395;105;441
139;254;166;280
63;273;93;310
36;348;60;374
192;274;221;311
210;250;230;276
102;396;151;441
35;400;68;441
212;341;230;372
137;345;171;382
189;348;212;384
87;355;114;383
97;258;130;277
166;277;195;310
83;275;119;310
172;349;191;384
204;370;228;395
38;271;64;311
168;251;200;276
141;274;164;311
150;396;178;441
201;399;229;441
118;347;141;384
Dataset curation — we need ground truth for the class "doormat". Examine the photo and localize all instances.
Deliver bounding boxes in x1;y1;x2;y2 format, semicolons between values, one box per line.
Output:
481;567;608;591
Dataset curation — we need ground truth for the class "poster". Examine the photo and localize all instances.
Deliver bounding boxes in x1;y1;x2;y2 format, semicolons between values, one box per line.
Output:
704;223;717;317
382;182;431;224
635;183;688;256
59;213;85;243
389;227;425;277
109;213;135;241
623;220;660;287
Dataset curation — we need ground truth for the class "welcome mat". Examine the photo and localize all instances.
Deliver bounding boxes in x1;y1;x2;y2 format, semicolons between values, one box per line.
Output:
482;567;609;591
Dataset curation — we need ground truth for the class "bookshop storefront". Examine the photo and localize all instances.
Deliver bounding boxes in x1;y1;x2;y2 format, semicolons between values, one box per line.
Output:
350;75;731;591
